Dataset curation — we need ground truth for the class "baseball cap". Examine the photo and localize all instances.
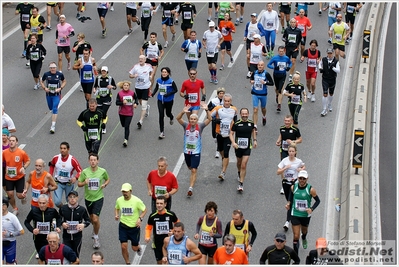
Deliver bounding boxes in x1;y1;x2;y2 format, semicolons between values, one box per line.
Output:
3;197;9;207
121;183;132;192
101;66;108;72
327;48;334;54
275;233;286;241
251;13;257;17
253;34;261;39
316;237;328;248
298;170;309;178
68;190;79;197
208;21;215;27
2;128;10;137
59;14;66;19
217;87;226;93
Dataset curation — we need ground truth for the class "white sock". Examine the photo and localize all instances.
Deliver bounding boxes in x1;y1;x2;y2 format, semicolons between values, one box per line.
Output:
322;96;328;110
328;95;333;105
52;122;56;127
93;234;98;239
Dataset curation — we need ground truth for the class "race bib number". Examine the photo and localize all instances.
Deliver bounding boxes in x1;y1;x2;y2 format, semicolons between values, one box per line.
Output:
123;95;133;105
164;10;171;17
237;138;249;149
99;87;109;97
278;62;286;71
266;20;274;27
251;53;260;60
31;51;39;60
183;11;191;19
67;221;79;234
308;59;317;68
32;188;41;202
137;77;144;85
220;122;230;136
328;8;336;17
282;140;289;151
288;34;297;43
297;24;305;33
159;85;167;96
48;83;57;93
47;259;62;265
154;185;167;197
295;199;308;211
207;51;215;58
59;37;66;44
83;71;93;80
31;27;38;33
6;167;17;178
334;34;342;42
88;178;100;190
200;232;213;245
188;93;198;103
188;53;196;59
88;128;98;140
284;170;295;181
22;14;30;22
291;95;300;105
121;207;133;216
347;5;355;13
254;80;263;90
168;250;182;265
236;244;245;251
186;142;196;151
155;221;169;235
143;8;151;18
37;221;50;234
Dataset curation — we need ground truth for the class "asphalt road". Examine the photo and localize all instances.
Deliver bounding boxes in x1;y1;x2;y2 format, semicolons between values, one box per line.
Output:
2;2;381;265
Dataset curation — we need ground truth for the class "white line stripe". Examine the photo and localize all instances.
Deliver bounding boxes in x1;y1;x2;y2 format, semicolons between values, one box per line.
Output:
172;90;218;177
101;35;130;60
132;245;146;265
228;44;244;68
18;144;26;150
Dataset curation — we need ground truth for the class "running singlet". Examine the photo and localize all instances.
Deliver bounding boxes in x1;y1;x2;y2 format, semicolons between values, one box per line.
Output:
80;56;95;83
183;124;202;154
167;236;189;265
291;183;312;217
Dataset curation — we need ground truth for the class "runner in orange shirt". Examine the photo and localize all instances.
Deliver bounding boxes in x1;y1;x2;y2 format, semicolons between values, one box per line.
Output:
218;13;236;70
214;234;248;264
3;135;31;215
23;159;58;208
294;9;312;58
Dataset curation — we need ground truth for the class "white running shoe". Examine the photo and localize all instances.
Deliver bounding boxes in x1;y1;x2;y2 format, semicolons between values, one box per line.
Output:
164;41;168;48
215;151;220;158
237;184;244;192
280;187;284;195
311;94;316;102
321;109;328;117
283;221;290;231
218;172;225;181
50;126;55;134
159;132;165;139
246;71;252;78
102;128;106;134
33;84;39;90
307;92;311;99
93;237;101;249
328;104;333;112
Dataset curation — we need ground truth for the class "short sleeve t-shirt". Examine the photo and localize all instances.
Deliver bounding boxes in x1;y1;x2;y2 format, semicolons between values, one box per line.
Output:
115;195;146;227
78;167;109;202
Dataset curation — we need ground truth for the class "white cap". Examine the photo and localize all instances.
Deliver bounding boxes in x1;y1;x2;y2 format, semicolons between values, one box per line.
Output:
253;34;261;39
251;13;257;17
101;66;108;72
49;63;57;68
298;170;309;178
208;21;215;27
59;14;66;19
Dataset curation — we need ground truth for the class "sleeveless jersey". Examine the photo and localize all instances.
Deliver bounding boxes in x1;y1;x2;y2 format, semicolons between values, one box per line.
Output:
54;154;73;183
199;215;218;246
168;236;189;265
306;49;319;73
80;56;95;84
291;183;312;217
250;42;264;64
183;124;202;154
331;23;347;45
31;170;54;208
44;244;68;265
229;220;249;251
30;15;43;35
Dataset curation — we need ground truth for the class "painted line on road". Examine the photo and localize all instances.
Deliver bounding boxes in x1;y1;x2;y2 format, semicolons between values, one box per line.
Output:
132;244;146;265
172;89;217;178
228;44;244;68
18;144;26;150
101;34;130;60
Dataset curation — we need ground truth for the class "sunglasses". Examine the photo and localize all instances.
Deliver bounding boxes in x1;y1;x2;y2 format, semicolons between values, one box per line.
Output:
276;239;285;243
298;177;307;180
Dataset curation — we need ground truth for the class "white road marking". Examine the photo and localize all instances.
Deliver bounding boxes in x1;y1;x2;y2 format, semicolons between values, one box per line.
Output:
18;144;26;149
132;245;146;265
101;34;130;60
228;44;244;68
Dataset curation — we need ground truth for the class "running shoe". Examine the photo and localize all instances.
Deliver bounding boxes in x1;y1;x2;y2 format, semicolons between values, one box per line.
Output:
328;38;332;44
187;187;193;197
262;117;266;126
26;61;30;67
207;17;211;22
319;10;322;15
311;94;316;102
102;28;107;37
137;18;141;25
240;17;243;23
80;88;83;92
33;84;39;90
123;139;128;147
22;50;26;58
345;39;349;45
237;174;240;182
237;184;244;192
102;128;106;134
302;239;308;249
280;187;284;195
76;12;80;19
164;41;168;48
110;6;114;11
169;118;174;125
307;92;312;99
320;109;327;117
145;104;150;117
36;253;39;259
277;104;281;111
67;62;71;70
50;126;55;134
93;237;101;249
159;132;165;139
218;172;225;181
328;104;333;112
270;50;274;57
281;27;285;34
137;121;142;129
266;51;271;60
213;77;218;84
214;12;218;19
230;57;234;63
219;64;224;70
283;221;290;231
215;151;220;158
174;19;178;25
12;208;19;216
46;25;52;30
128;28;133;34
172;34;175;42
210;76;214;83
235;19;239;26
137;247;142;256
246;71;252;79
288;74;292;83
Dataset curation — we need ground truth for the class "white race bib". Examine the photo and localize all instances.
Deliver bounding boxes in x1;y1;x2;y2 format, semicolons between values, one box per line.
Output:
88;178;100;190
